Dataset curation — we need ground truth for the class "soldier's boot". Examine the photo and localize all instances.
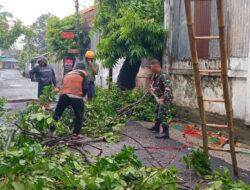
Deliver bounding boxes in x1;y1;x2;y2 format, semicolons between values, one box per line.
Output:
155;125;170;139
147;120;160;133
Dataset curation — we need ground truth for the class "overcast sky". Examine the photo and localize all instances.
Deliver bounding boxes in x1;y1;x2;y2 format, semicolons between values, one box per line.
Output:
1;0;94;26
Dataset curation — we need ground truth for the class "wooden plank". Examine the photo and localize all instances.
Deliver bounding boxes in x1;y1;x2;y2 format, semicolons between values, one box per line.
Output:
206;123;228;128
184;0;209;156
200;146;240;153
216;0;238;176
199;70;222;73
203;99;224;102
195;36;220;40
7;98;39;103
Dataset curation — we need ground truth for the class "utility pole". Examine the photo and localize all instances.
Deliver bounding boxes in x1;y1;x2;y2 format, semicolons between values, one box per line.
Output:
75;0;82;60
26;39;31;77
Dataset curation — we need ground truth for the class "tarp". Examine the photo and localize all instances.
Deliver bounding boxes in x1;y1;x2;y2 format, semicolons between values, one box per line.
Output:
169;122;250;157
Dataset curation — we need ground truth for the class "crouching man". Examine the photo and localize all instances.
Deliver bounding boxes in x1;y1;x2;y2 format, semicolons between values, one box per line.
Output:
49;63;88;140
148;59;173;139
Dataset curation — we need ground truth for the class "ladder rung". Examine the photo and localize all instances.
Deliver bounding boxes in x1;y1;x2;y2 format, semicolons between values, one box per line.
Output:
195;36;220;40
199;70;222;73
200;146;240;153
206;123;228;128
203;99;224;103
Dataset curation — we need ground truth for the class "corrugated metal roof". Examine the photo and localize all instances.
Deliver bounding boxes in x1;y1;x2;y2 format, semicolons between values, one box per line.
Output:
0;57;20;63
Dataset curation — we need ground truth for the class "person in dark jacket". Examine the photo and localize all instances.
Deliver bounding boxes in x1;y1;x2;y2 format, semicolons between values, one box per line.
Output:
29;56;57;110
49;63;88;140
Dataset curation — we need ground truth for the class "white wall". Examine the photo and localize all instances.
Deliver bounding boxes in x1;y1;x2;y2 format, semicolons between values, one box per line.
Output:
168;58;250;121
90;33;123;88
95;59;123;88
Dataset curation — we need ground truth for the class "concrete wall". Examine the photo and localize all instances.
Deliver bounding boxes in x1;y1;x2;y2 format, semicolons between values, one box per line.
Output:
163;0;250;124
90;33;123;88
169;58;249;121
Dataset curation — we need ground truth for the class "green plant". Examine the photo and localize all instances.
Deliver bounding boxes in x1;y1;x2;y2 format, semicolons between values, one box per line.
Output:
93;0;167;68
0;5;23;49
205;167;250;190
0;142;181;190
183;148;212;177
0;97;6;112
39;85;57;106
46;15;89;61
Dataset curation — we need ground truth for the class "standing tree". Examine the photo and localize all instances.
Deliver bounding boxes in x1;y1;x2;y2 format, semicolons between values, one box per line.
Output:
93;0;167;90
31;13;53;54
46;15;89;61
18;26;39;72
0;5;23;49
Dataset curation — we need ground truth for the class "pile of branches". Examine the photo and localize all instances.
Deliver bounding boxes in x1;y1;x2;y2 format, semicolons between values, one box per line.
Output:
117;90;150;119
14;122;105;163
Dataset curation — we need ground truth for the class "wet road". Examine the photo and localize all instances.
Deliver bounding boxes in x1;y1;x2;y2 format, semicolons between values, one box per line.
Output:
0;69;37;99
0;69;38;112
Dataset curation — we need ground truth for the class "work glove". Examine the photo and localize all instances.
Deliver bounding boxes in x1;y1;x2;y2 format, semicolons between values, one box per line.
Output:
54;87;60;93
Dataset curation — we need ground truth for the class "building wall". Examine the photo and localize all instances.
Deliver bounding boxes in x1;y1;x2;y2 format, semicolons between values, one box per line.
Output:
164;0;250;123
170;58;248;120
90;33;123;88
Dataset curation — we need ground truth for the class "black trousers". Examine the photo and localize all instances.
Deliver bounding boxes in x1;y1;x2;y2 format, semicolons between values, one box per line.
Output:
53;94;84;135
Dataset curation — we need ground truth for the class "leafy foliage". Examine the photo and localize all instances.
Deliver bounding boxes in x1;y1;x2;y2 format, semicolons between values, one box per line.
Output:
0;87;249;189
46;15;89;61
0;96;179;189
0;142;181;190
0;19;23;49
82;82;166;142
39;86;57;106
205;167;250;190
92;0;167;68
31;13;54;53
183;148;212;177
18;26;39;69
0;97;6;112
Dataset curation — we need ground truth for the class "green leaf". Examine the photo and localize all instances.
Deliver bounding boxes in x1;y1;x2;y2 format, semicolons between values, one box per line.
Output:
79;179;86;189
114;185;124;190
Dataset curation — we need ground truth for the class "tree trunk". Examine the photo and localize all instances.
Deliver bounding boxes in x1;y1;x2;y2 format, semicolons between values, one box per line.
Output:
117;58;140;90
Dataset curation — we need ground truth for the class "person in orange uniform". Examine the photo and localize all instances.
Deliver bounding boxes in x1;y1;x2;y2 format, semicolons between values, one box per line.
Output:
49;63;88;139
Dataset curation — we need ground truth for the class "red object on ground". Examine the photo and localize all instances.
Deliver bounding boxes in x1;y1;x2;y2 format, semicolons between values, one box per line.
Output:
143;145;190;151
61;31;75;39
183;125;202;137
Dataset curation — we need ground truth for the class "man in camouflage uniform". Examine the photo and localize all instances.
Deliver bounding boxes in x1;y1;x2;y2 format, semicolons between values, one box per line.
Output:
148;59;173;139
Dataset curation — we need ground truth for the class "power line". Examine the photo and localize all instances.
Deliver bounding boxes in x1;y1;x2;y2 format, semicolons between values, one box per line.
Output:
72;0;88;9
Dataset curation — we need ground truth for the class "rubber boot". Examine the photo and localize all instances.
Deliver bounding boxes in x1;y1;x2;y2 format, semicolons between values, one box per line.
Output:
48;126;56;137
155;125;170;139
147;120;160;133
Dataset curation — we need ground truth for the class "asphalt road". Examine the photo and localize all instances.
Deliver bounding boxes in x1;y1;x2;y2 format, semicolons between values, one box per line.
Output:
0;69;37;99
0;69;38;112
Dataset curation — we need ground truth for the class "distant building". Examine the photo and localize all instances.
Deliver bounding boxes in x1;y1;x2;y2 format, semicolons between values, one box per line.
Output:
0;56;20;69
